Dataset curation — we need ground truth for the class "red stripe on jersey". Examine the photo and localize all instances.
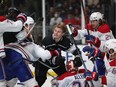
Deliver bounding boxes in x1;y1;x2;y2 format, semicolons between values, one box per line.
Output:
85;23;110;34
109;59;116;66
0;16;6;21
57;70;77;80
98;24;110;33
85;23;93;31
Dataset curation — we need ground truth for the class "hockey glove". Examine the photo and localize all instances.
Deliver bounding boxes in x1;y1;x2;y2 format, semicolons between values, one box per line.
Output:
83;46;102;60
16;13;27;23
92;72;98;81
84;71;98;81
84;71;92;81
52;55;65;66
73;56;82;67
100;75;107;85
84;35;100;48
72;27;78;37
50;50;60;57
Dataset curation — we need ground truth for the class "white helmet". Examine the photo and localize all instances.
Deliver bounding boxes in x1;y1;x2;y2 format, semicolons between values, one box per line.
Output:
24;16;34;26
90;12;103;21
105;39;116;53
16;16;34;41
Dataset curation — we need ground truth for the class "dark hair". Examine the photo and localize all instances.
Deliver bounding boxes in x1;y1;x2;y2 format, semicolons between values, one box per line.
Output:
6;7;21;20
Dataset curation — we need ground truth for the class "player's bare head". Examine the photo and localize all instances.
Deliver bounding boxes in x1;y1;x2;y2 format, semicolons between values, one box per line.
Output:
54;22;67;33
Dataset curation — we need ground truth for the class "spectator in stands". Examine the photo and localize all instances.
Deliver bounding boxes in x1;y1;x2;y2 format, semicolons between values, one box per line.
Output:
46;7;55;25
49;11;62;26
64;13;77;25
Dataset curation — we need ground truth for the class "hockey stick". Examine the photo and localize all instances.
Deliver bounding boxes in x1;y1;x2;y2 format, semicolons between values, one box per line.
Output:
66;24;94;87
80;0;90;35
80;0;100;82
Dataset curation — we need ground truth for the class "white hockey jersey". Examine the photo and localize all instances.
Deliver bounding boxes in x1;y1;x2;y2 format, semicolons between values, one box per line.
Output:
74;23;114;52
56;69;102;87
0;16;23;58
5;42;52;62
102;55;116;87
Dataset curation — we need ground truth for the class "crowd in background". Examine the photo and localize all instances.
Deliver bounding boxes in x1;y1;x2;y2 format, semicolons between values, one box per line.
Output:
2;0;116;42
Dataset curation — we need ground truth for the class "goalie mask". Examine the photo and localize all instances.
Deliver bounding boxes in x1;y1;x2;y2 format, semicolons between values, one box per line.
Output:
16;16;35;41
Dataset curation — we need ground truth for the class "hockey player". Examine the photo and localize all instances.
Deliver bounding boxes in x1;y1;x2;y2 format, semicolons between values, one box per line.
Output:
4;16;60;87
15;16;60;61
54;57;102;87
3;7;22;44
0;1;27;86
69;12;114;80
3;17;59;87
71;12;114;52
103;39;116;87
34;22;82;87
83;38;116;87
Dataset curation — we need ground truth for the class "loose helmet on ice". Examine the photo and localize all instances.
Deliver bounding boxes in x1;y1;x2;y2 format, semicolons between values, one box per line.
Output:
90;12;103;21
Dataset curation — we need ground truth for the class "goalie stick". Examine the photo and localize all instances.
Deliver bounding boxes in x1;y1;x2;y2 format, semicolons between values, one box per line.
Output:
66;24;94;87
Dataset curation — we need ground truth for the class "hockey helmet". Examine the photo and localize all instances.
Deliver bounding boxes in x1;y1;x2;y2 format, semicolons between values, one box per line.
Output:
105;39;116;55
24;16;34;27
16;17;34;41
90;12;103;21
7;7;21;20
